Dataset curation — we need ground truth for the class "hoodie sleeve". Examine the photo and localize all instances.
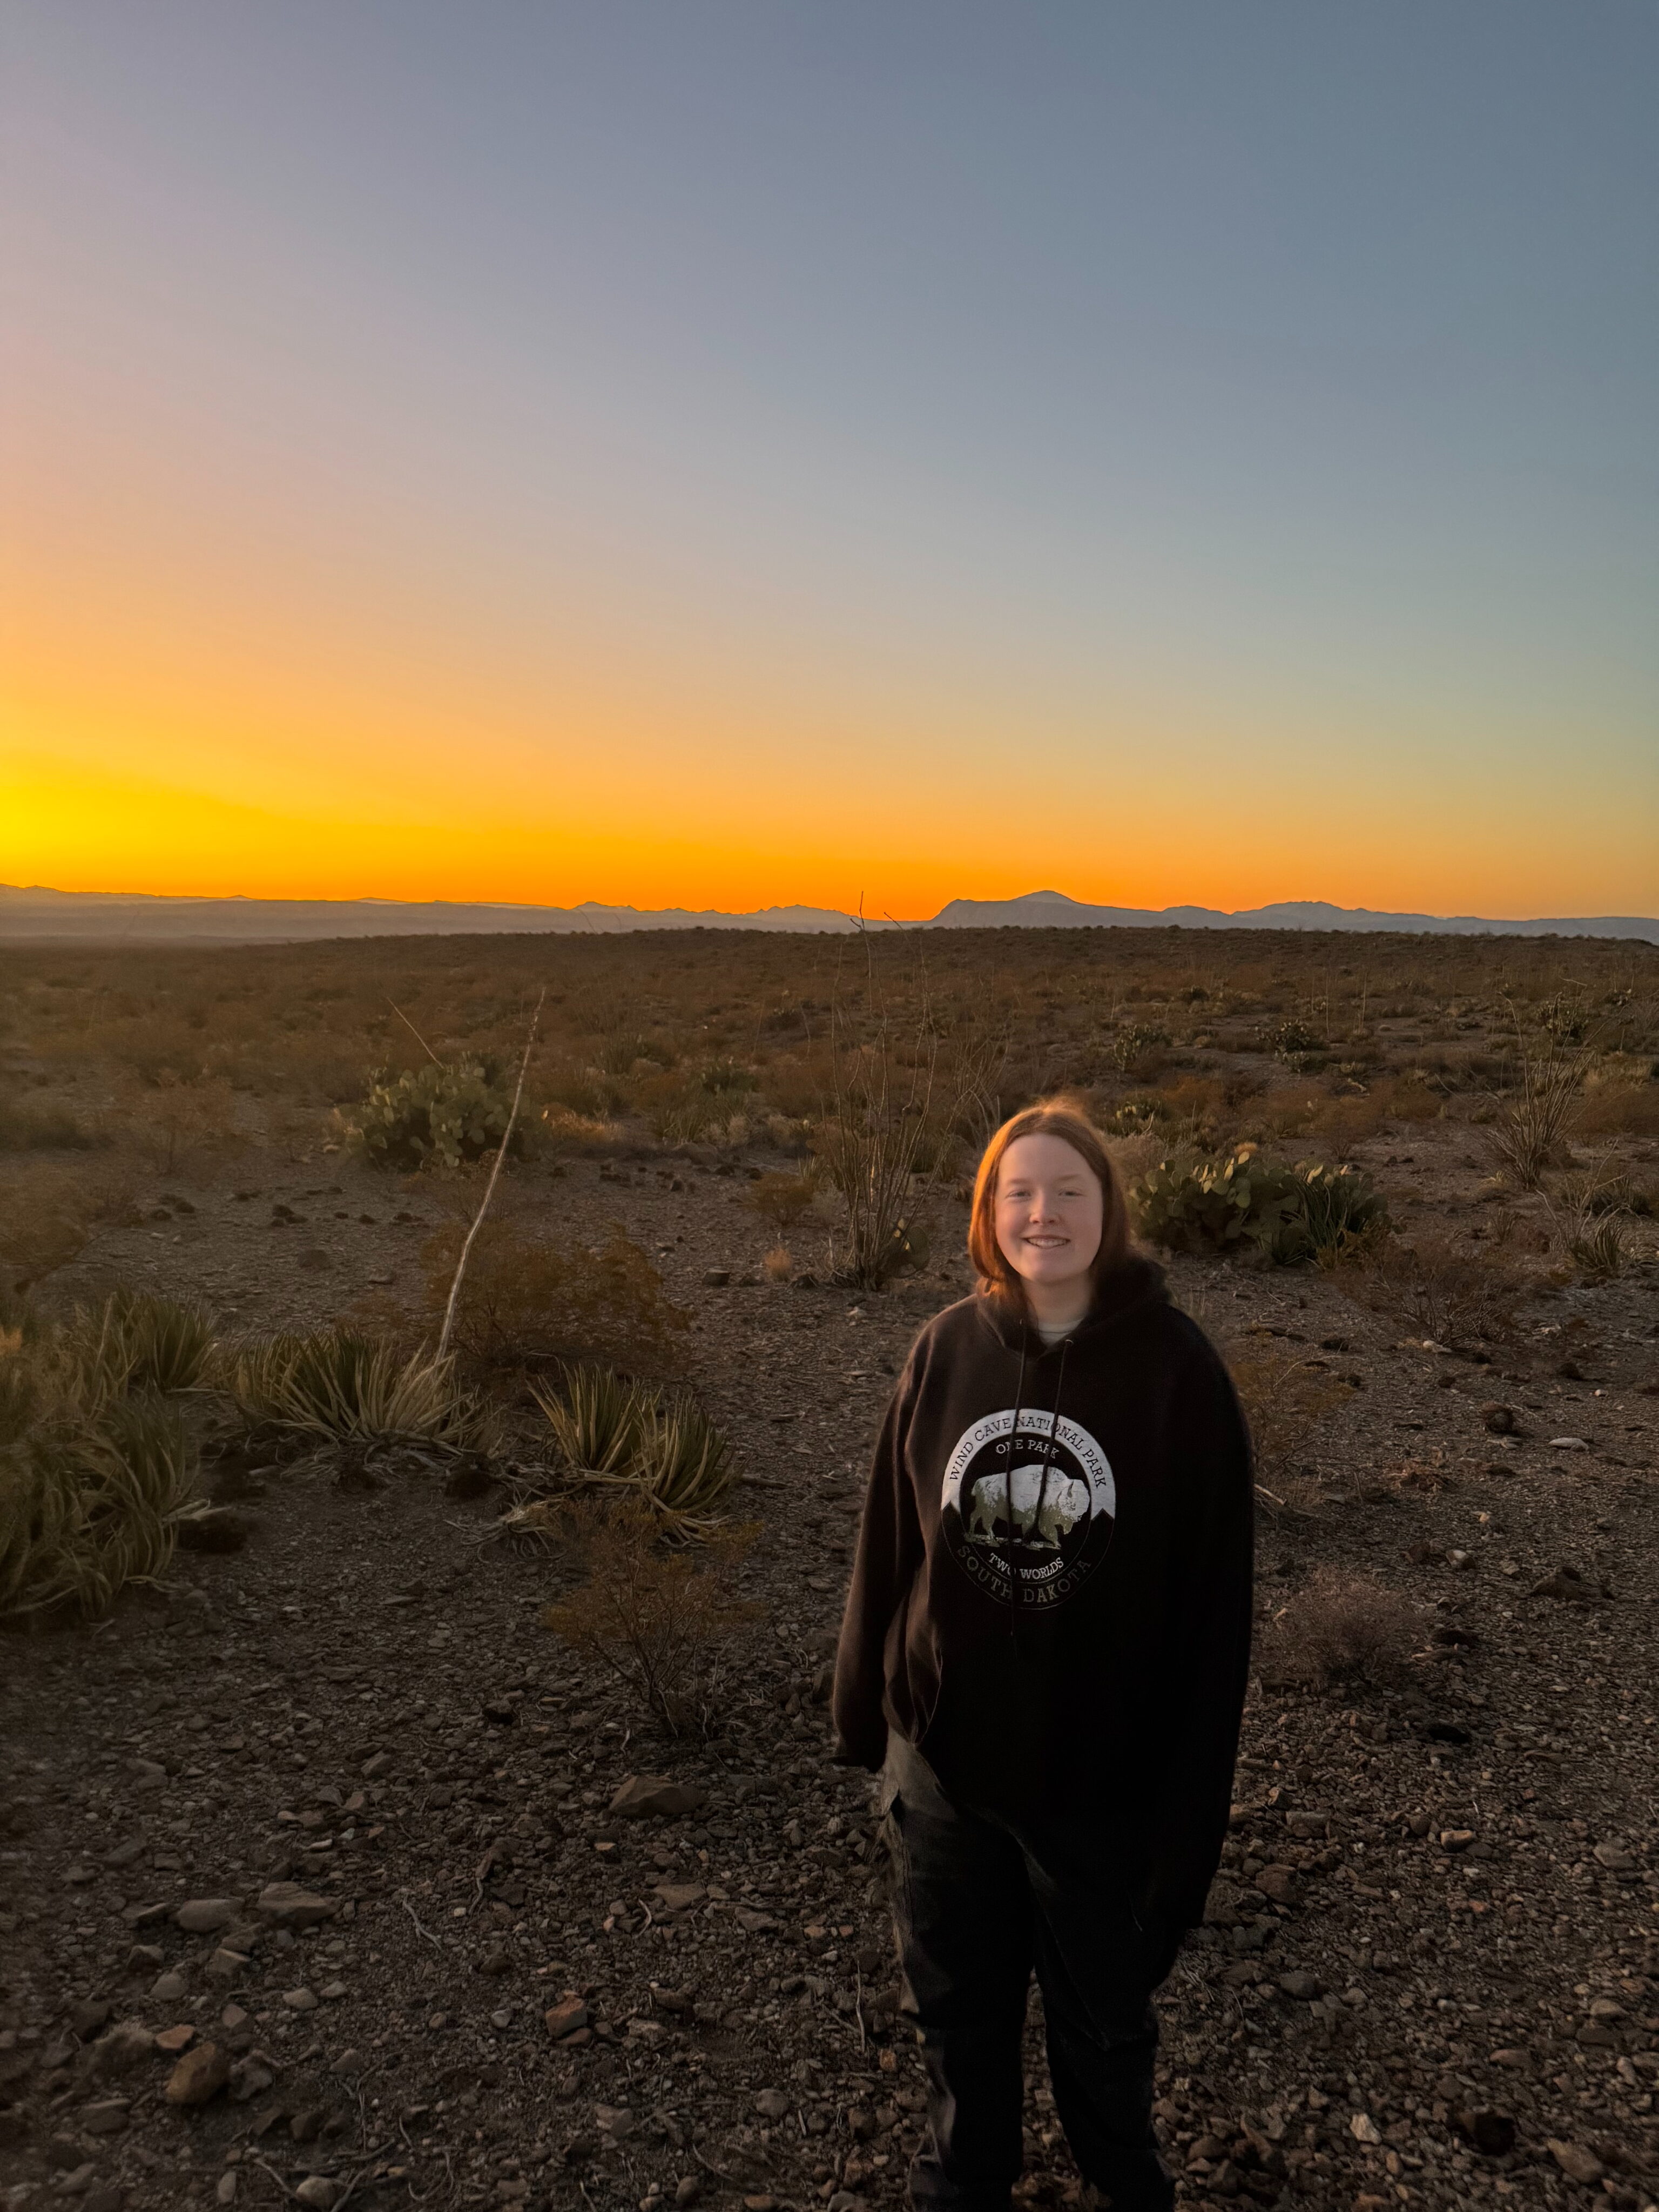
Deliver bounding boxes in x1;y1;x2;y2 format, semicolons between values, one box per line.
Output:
831;1366;925;1772
1139;1340;1255;1932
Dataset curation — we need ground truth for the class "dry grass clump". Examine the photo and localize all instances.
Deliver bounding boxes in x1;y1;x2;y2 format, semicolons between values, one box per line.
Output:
529;1364;736;1540
227;1328;481;1448
0;1095;97;1152
420;1217;689;1375
1259;1568;1419;1687
66;1290;216;1398
761;1243;794;1283
1226;1343;1354;1507
0;1315;203;1621
1341;1228;1528;1347
541;1495;763;1735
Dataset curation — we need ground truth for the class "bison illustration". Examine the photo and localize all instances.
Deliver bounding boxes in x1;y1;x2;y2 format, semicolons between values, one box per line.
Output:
964;1462;1091;1550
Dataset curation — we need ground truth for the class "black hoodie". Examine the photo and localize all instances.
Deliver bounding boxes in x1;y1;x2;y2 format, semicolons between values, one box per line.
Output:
831;1257;1253;1934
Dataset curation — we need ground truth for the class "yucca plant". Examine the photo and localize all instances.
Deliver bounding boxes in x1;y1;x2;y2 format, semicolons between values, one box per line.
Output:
531;1363;645;1475
0;1347;200;1620
229;1328;480;1447
67;1290;216;1398
529;1365;736;1541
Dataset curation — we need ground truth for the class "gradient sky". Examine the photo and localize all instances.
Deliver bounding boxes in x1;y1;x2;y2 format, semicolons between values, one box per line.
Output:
4;3;1656;917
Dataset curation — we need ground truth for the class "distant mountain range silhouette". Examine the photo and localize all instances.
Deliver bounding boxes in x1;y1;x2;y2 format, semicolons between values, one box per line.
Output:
3;882;1655;944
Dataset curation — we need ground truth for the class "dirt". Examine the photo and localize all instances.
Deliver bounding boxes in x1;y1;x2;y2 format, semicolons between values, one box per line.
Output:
3;1034;1658;2212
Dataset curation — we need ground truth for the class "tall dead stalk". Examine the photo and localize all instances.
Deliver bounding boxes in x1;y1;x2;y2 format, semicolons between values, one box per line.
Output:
435;992;544;1364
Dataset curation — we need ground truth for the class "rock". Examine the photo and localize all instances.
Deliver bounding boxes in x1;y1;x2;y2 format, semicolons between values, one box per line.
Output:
217;2173;239;2204
545;1997;589;2041
1593;1842;1636;1871
281;1988;319;2012
1255;1865;1298;1905
1277;1972;1321;2001
360;1753;392;1780
319;1981;348;2002
294;2182;342;2210
153;2026;195;2054
1547;1435;1590;1452
150;1971;188;2002
1546;2139;1604;2185
1349;2113;1382;2144
206;1950;250;1984
1439;1829;1476;1852
89;2022;155;2076
609;1775;709;1820
754;2088;791;2120
68;1999;114;2039
175;1508;251;1554
80;2100;130;2135
1453;2108;1516;2156
1530;1566;1609;1602
702;1270;730;1287
124;1945;164;1975
228;2060;274;2102
174;1898;237;1935
164;2041;231;2106
652;1884;707;1914
1480;1403;1517;1434
594;2103;635;2140
675;2180;700;2208
254;1883;334;1928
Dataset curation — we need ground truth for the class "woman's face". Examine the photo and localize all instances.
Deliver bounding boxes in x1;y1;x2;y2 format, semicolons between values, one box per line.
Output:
993;1133;1104;1298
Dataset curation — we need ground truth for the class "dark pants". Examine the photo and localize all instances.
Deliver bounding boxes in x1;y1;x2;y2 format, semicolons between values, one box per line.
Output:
882;1737;1178;2212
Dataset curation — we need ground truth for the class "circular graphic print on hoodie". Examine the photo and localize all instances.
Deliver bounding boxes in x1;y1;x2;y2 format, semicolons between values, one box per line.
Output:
939;1407;1116;1611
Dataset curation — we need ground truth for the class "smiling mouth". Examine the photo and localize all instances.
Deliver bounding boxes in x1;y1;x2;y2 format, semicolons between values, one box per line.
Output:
1023;1235;1069;1248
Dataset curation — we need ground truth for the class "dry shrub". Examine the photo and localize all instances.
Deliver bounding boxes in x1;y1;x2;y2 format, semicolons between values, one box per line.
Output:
421;1216;689;1374
1227;1344;1353;1502
541;1495;763;1735
1393;1454;1455;1493
120;1073;243;1174
537;1105;626;1155
228;1328;481;1448
747;1170;821;1232
0;1096;96;1152
1259;1568;1419;1687
1341;1228;1527;1347
761;1243;793;1283
1576;1070;1659;1138
0;1163;93;1289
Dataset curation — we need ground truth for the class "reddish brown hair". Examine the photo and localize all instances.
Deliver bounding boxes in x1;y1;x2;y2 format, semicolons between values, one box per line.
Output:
968;1098;1134;1311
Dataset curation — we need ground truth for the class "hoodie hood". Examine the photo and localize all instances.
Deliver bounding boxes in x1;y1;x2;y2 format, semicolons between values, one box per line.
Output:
973;1252;1172;1354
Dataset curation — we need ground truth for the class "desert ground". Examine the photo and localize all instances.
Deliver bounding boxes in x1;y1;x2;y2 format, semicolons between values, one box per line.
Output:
1;925;1656;2212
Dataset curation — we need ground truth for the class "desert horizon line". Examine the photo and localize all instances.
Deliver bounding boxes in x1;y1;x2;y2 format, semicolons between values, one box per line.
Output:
3;879;1656;945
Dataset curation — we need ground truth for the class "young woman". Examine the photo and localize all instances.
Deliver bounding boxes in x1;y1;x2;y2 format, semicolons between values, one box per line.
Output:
832;1101;1253;2212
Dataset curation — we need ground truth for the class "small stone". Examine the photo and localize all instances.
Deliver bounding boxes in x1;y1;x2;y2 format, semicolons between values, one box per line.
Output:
80;2099;130;2136
360;1753;392;1780
154;2026;195;2054
228;2060;274;2102
206;1950;250;1984
609;1775;709;1820
281;1988;319;2012
150;1971;189;2002
220;2005;249;2031
124;1944;164;1975
319;1981;348;2002
216;2174;239;2205
164;2041;231;2106
174;1898;237;1935
1255;1864;1298;1905
1348;2112;1382;2145
674;2181;700;2208
254;1882;335;1928
1529;1566;1608;1602
1480;1403;1517;1434
702;1270;730;1287
294;2182;342;2210
1593;1842;1636;1871
652;1884;707;1914
1277;1971;1321;2001
1439;1829;1476;1852
89;2022;155;2076
754;2088;791;2120
1547;1435;1590;1452
1546;2139;1604;2185
594;2103;635;2140
175;1507;251;1554
546;1997;589;2040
